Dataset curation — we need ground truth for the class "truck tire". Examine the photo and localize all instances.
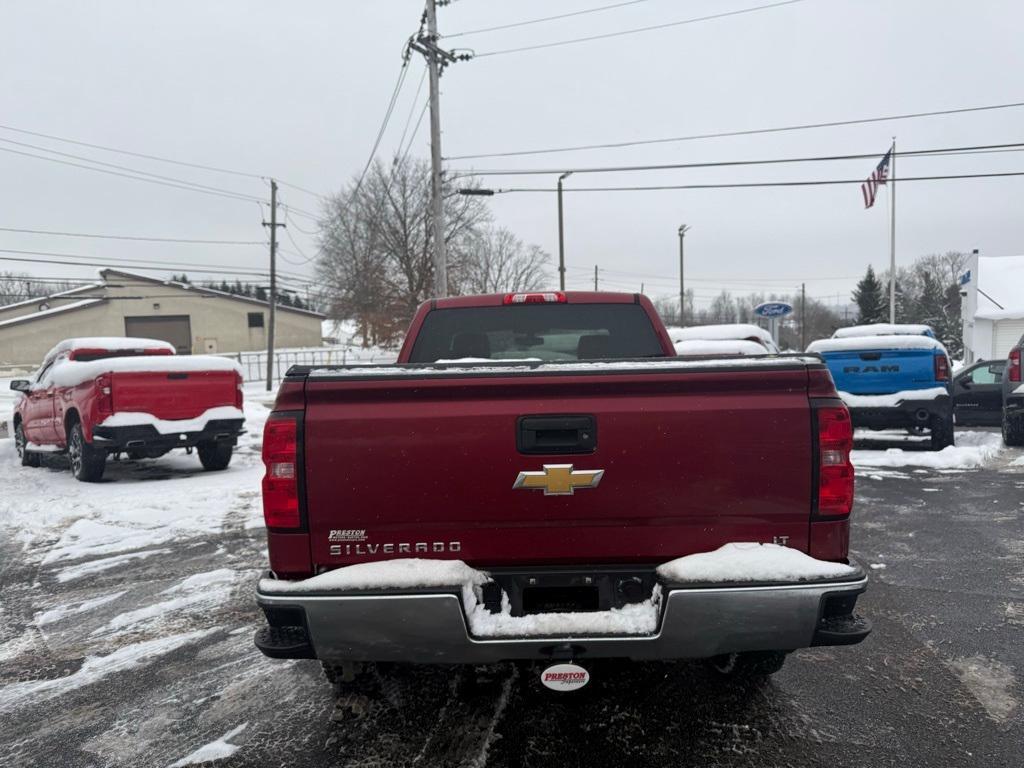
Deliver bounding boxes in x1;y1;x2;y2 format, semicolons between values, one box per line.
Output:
15;423;40;468
197;440;233;471
68;422;106;482
1004;412;1024;447
706;650;788;679
930;414;955;450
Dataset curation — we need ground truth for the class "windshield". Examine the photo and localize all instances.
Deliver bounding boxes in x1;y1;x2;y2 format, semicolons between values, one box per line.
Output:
407;304;666;362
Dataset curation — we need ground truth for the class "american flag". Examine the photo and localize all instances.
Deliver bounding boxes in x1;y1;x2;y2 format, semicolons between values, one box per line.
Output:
861;147;892;209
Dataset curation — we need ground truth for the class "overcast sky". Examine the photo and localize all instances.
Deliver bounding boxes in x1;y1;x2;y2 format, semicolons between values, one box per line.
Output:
2;0;1022;310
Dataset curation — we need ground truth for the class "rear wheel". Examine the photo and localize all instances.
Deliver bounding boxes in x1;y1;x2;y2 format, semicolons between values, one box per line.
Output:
68;422;106;482
1004;411;1024;447
197;440;233;471
15;423;40;468
706;650;788;679
930;414;955;450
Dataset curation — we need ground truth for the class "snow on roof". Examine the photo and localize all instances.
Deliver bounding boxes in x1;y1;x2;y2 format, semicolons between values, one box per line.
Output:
978;254;1024;315
832;323;934;339
0;283;103;316
666;323;772;344
48;337;177;356
673;339;768;357
807;334;947;354
0;298;105;329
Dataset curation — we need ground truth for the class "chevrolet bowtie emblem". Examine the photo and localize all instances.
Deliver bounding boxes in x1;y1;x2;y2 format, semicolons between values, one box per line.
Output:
513;464;605;496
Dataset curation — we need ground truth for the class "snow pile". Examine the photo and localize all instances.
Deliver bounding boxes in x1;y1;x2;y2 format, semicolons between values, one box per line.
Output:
807;335;946;354
98;406;244;434
839;387;948;407
656;543;857;583
168;724;248;767
674;339;767;356
465;590;661;637
852;430;1003;469
667;323;773;345
833;323;933;339
40;354;242;390
258;558;490;593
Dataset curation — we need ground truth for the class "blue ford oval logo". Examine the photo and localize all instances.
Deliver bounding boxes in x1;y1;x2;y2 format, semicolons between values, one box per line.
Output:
754;302;794;318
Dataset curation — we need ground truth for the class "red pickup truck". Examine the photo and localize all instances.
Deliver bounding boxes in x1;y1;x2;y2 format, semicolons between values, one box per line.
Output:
255;292;869;690
11;337;245;482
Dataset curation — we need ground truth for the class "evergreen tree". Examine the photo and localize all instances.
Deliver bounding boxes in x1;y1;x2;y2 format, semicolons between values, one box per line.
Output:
917;271;945;329
852;265;886;324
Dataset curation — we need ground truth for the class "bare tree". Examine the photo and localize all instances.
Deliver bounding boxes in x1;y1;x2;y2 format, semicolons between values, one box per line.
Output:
315;157;490;346
0;272;78;307
462;226;550;294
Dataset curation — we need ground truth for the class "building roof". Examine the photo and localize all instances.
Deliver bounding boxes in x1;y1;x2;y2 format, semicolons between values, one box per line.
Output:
0;283;104;316
99;268;325;318
0;298;107;329
977;255;1024;320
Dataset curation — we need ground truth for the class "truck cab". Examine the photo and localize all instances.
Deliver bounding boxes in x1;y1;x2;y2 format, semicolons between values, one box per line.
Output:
806;323;954;449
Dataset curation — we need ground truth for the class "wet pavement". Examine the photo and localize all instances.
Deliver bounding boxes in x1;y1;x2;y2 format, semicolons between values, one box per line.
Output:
0;433;1021;767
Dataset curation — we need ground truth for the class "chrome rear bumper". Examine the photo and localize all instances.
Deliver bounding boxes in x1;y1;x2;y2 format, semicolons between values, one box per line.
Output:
255;574;869;664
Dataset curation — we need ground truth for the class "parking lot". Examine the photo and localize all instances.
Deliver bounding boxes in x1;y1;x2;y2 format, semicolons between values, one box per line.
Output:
0;411;1020;768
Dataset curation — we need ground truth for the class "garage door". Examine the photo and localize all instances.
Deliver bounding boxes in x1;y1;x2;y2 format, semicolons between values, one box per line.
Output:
993;319;1024;359
124;315;192;355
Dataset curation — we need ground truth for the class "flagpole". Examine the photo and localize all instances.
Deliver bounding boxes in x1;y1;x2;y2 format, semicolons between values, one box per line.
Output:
889;137;896;323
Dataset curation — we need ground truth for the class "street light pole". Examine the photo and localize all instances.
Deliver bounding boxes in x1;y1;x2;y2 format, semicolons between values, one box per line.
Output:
678;224;691;325
557;171;573;291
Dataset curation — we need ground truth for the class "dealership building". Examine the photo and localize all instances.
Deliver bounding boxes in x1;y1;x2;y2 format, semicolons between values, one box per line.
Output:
0;268;324;366
960;252;1024;364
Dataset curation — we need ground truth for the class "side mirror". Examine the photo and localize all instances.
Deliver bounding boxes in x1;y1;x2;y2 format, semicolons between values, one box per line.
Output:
9;380;30;392
958;379;971;389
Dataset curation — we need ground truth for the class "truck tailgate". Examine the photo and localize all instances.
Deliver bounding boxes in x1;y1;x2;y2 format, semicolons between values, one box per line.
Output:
302;366;815;567
111;371;238;419
821;348;936;394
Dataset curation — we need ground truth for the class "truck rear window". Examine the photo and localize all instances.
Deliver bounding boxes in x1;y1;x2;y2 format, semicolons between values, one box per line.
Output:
408;304;666;362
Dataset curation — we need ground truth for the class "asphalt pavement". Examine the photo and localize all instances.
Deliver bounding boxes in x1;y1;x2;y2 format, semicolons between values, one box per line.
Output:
0;432;1021;768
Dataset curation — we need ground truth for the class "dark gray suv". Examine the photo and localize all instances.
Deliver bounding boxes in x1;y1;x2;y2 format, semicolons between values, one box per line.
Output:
1003;332;1024;446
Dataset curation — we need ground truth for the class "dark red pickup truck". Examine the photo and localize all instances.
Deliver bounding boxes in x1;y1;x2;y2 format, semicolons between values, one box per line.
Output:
255;292;869;690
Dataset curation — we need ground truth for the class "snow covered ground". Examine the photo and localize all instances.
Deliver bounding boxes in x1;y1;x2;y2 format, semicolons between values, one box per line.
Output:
853;430;1005;472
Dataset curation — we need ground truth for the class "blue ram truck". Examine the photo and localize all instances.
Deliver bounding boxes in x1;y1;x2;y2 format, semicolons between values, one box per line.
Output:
806;324;954;450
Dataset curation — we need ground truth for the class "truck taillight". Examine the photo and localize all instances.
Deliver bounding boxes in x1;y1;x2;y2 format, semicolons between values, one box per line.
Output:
934;354;950;382
503;291;566;305
1010;348;1022;383
96;375;113;416
817;405;854;517
235;373;244;409
262;416;299;528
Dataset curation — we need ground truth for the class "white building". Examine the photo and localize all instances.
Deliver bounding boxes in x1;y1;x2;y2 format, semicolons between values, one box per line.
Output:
960;252;1024;364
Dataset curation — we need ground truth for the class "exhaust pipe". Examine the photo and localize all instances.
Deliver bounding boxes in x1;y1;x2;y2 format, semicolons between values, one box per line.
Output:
914;409;930;423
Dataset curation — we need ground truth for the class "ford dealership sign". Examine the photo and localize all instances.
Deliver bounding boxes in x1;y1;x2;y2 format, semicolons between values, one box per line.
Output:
754;301;794;318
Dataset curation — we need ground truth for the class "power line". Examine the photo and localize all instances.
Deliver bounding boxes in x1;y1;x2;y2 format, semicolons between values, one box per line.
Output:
444;0;652;38
276;180;329;201
0;226;264;245
0;122;264;179
473;0;808;58
566;265;860;283
484;170;1024;193
350;58;412;204
446;100;1024;160
0;136;267;202
0;146;265;205
450;142;1024;178
0;248;312;281
397;66;428;154
284;210;319;236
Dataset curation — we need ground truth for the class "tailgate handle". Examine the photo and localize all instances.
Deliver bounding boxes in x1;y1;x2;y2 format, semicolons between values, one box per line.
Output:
858;352;882;361
517;415;596;455
167;373;189;380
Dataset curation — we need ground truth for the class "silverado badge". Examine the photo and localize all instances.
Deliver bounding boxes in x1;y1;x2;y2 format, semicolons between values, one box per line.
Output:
513;464;604;496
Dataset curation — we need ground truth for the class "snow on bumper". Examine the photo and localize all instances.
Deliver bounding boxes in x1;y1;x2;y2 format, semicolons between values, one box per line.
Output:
838;387;951;429
255;548;869;663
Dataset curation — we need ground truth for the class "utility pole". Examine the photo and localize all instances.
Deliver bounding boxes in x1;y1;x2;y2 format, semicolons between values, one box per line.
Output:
678;224;691;325
557;171;573;290
263;179;285;392
801;282;807;350
408;1;468;298
594;265;599;291
889;137;897;324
